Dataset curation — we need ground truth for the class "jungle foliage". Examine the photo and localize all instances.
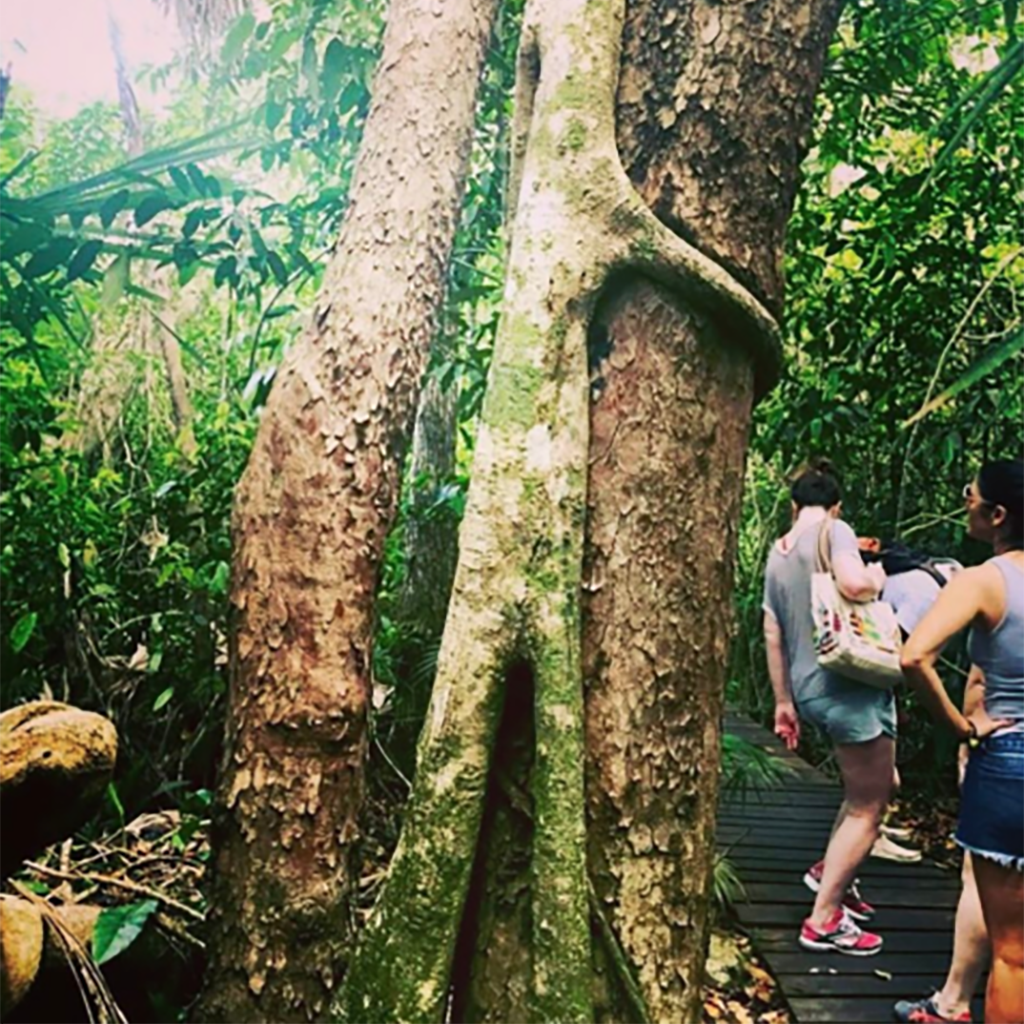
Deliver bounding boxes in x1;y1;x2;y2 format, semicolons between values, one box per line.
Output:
0;0;1019;854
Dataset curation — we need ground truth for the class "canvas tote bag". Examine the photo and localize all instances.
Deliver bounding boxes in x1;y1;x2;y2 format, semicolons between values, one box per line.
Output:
811;520;903;689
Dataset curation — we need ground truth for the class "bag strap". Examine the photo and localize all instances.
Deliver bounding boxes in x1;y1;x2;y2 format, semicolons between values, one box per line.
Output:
815;518;833;575
918;560;948;588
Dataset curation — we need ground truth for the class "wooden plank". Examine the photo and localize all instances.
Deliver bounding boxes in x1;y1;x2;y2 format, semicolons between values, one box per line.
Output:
783;973;958;997
720;790;843;807
737;882;958;909
787;994;985;1024
767;950;962;975
731;864;955;887
750;927;957;954
734;904;954;931
718;819;839;835
718;806;840;824
719;849;954;884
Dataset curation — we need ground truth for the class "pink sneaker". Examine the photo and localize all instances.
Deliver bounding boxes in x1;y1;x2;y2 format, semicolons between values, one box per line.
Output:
803;860;876;922
799;907;883;956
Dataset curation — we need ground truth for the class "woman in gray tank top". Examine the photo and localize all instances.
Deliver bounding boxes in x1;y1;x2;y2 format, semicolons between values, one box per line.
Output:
901;459;1024;1024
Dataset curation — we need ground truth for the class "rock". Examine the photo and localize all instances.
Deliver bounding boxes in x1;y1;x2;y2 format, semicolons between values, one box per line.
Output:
0;895;44;1015
0;702;118;878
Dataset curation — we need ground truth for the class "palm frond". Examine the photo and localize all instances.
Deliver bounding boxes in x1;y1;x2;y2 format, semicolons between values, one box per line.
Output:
921;39;1024;191
902;326;1024;427
720;733;796;801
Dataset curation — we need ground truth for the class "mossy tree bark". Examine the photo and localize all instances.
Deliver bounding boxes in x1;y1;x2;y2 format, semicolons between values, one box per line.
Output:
334;0;810;1020
197;0;500;1020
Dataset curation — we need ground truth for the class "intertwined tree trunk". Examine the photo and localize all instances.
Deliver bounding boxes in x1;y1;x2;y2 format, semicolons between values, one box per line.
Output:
584;2;843;1019
335;0;795;1019
197;0;499;1019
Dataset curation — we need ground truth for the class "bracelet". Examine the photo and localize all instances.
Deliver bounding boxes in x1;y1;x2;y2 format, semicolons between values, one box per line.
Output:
966;720;981;750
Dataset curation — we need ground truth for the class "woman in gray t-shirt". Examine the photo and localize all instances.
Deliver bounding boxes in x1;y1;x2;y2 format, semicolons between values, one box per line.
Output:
762;459;894;957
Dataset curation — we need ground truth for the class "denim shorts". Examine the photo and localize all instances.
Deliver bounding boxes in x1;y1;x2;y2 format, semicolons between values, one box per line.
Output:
956;730;1024;871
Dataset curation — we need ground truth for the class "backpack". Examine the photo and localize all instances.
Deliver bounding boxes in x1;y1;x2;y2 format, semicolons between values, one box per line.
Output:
862;542;952;589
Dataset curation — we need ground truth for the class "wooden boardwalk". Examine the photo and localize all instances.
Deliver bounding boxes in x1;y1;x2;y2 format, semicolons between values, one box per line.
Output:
718;712;983;1024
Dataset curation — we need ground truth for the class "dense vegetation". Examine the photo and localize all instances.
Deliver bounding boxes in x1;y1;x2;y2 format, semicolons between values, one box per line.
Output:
1;0;1019;839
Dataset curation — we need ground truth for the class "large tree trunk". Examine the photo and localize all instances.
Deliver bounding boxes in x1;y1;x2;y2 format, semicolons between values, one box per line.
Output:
334;0;780;1019
583;2;843;1020
197;0;500;1019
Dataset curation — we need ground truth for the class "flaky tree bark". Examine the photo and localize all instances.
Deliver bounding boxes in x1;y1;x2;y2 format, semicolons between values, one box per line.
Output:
335;0;779;1020
584;2;843;1021
197;0;500;1020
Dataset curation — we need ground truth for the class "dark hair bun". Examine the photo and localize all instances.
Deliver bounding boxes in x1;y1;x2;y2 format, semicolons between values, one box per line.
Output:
790;457;843;510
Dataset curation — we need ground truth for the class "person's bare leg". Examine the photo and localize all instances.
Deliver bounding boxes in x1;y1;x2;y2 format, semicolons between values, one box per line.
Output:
931;854;990;1019
973;855;1024;1024
810;734;894;928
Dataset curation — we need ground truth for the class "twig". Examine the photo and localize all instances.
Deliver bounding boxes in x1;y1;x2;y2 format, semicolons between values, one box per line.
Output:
23;861;204;922
154;910;205;951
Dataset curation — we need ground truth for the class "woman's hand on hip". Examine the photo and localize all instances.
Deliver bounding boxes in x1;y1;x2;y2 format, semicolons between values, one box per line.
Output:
968;705;1015;740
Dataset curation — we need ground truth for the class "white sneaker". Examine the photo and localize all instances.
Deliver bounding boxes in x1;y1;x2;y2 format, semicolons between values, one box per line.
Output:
871;833;922;863
880;823;912;841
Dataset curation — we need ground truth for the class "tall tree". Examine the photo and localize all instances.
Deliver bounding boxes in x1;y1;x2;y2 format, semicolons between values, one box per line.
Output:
61;7;197;460
197;0;500;1019
338;0;839;1020
584;1;841;1018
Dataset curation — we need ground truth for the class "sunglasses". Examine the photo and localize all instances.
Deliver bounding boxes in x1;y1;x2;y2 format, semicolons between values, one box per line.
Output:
963;483;993;506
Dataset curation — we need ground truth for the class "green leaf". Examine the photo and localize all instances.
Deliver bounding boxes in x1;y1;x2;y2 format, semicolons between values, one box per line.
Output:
2;221;52;257
185;164;208;197
57;543;70;570
134;193;174;228
221;10;255;64
99;189;130;228
152;687;174;712
902;328;1024;427
214;256;237;288
22;238;76;279
321;39;348;104
339;79;365;116
265;100;286;131
182;208;204;239
10;612;37;653
106;782;126;825
210;561;230;595
267;251;288;286
66;239;104;282
168;165;191;196
102;253;130;307
93;901;159;965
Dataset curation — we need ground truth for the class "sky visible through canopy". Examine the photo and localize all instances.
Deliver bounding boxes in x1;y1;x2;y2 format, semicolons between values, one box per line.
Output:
0;0;177;118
